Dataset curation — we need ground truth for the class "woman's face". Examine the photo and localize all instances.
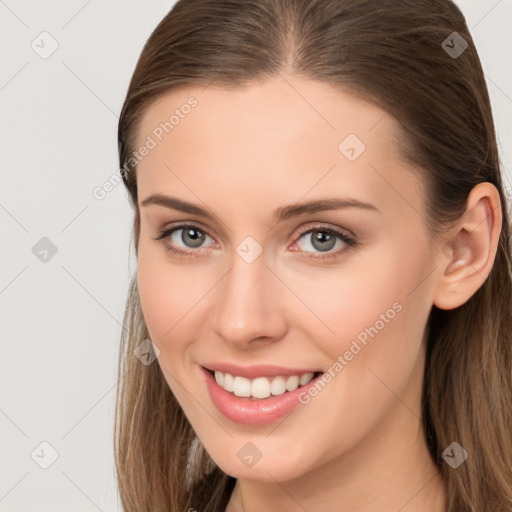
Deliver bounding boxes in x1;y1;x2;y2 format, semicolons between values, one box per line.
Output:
135;76;443;482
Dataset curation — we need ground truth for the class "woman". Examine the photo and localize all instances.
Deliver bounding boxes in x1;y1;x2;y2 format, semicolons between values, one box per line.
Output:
114;1;512;510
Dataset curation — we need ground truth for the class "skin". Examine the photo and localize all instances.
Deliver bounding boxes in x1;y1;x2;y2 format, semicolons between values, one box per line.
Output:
134;75;502;512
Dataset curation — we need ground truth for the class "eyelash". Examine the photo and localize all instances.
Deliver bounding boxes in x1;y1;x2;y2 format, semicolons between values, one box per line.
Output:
153;222;358;261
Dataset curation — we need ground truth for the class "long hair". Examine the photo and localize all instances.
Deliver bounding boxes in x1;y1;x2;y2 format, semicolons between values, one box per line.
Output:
114;1;512;510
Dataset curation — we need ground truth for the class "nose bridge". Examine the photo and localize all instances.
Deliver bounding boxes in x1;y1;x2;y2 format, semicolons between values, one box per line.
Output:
214;248;282;345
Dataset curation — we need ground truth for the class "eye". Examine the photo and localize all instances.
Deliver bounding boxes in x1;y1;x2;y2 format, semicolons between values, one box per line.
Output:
292;225;357;260
153;222;357;260
153;223;215;257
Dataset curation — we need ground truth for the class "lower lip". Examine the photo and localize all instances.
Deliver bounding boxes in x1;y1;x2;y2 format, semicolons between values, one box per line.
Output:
201;367;324;426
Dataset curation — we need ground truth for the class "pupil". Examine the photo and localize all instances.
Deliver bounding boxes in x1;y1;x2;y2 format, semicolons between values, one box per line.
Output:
313;231;335;252
183;228;205;248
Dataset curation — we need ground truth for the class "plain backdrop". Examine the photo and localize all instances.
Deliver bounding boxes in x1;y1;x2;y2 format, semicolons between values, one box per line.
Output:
0;1;511;510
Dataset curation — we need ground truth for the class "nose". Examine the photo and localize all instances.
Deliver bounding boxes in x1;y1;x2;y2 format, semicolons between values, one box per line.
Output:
213;249;287;347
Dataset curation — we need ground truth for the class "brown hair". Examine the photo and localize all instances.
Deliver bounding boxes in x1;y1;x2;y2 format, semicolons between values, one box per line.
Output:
114;1;512;510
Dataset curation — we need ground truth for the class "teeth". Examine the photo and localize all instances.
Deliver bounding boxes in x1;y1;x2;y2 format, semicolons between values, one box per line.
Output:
223;372;234;392
213;370;316;399
233;376;251;397
214;371;224;387
251;377;271;399
299;372;314;385
285;375;299;391
270;376;286;396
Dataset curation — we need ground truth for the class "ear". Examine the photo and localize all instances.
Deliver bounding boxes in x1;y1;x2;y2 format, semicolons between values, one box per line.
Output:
433;182;503;311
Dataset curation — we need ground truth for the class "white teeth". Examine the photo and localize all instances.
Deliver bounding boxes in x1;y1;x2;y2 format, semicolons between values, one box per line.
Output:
251;377;271;399
223;372;234;392
299;372;314;386
214;371;224;387
285;375;299;391
212;370;316;399
233;376;251;397
270;376;286;396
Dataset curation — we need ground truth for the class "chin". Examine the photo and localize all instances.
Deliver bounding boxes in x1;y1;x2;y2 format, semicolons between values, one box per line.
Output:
204;443;313;483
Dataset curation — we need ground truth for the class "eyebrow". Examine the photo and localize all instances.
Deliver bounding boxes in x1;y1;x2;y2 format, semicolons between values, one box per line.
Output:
140;194;380;223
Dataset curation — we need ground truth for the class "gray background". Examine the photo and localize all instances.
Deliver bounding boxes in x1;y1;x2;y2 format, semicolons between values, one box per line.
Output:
0;1;510;510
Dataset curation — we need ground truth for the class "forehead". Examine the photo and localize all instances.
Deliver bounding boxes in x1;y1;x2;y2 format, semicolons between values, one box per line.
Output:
134;76;424;222
136;76;396;160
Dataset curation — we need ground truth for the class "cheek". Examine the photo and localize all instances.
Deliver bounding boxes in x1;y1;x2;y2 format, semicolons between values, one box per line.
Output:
137;247;167;339
136;241;214;353
292;269;431;462
136;250;199;404
136;242;186;346
289;241;427;344
334;250;431;400
307;237;432;384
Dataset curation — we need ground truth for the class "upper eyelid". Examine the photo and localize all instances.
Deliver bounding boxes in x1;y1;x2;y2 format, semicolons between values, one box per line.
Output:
295;223;353;238
165;222;216;241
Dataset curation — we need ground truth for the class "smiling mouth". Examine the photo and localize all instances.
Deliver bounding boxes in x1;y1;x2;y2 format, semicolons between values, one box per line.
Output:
205;368;324;400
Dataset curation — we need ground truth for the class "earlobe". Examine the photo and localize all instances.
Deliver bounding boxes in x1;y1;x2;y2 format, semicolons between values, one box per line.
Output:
433;182;502;311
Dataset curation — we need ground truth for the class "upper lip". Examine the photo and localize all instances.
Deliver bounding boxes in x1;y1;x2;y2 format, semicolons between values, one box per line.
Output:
202;362;322;379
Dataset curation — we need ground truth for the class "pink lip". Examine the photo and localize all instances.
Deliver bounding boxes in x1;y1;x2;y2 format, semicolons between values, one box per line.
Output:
201;366;324;426
202;362;321;379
